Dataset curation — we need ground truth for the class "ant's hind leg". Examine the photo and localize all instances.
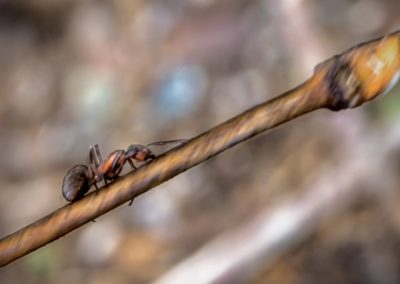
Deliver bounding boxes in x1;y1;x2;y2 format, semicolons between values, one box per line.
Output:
129;198;134;206
89;145;101;170
90;144;104;169
93;182;100;195
89;146;97;167
94;144;104;163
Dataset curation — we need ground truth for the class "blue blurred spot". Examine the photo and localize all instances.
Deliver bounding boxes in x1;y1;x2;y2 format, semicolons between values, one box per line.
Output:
154;65;207;118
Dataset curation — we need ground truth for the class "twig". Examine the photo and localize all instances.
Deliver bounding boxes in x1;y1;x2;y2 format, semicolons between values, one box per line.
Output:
0;31;399;267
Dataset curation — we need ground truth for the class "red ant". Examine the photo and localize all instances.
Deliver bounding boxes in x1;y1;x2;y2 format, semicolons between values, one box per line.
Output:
62;139;187;204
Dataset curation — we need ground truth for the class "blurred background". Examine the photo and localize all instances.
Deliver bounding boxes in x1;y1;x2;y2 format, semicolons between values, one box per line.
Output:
1;0;400;283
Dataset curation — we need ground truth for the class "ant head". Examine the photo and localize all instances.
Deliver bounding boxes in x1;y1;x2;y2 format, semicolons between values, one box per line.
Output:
126;145;138;155
139;148;154;161
126;144;154;161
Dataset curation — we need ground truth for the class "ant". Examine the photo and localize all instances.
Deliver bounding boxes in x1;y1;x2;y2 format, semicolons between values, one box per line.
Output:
62;139;187;204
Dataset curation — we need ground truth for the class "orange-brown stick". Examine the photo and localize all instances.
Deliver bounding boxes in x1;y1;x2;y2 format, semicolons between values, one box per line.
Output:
0;30;399;267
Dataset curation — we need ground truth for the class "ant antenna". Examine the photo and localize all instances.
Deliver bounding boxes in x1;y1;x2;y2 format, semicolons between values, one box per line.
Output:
146;139;188;147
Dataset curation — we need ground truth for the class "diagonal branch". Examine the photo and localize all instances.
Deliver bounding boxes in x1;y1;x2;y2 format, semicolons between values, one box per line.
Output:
0;30;399;267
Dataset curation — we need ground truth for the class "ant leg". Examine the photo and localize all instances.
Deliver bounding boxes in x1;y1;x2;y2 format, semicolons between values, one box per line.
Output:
90;144;104;171
124;157;138;206
88;160;100;195
109;150;125;176
94;144;104;164
127;158;136;170
89;146;96;166
89;145;101;170
93;180;100;195
90;144;108;188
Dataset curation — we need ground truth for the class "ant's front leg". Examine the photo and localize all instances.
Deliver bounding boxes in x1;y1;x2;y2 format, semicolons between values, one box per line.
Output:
126;158;138;206
127;158;137;170
92;174;102;194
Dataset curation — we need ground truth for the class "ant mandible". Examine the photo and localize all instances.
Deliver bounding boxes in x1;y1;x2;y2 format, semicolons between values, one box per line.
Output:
62;139;187;204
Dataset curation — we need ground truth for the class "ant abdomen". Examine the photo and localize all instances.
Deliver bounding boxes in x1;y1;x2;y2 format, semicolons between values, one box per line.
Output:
62;164;91;202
